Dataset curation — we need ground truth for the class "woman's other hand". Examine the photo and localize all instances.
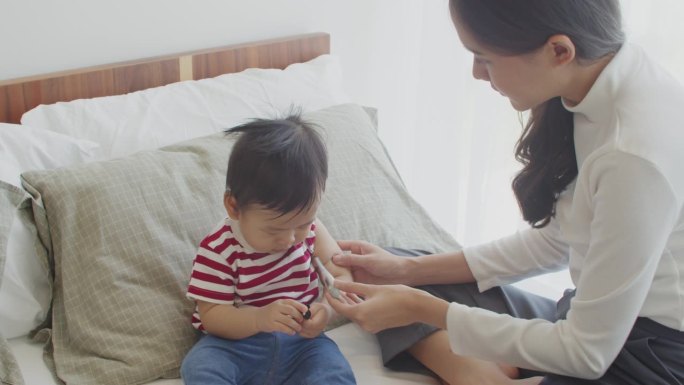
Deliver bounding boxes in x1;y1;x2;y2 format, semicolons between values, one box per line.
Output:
333;240;410;284
325;280;449;333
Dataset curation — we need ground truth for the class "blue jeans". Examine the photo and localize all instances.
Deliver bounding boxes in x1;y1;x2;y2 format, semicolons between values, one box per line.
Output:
181;332;356;385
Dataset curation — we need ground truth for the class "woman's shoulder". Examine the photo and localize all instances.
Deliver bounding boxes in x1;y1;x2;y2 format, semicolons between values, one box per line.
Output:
615;43;684;108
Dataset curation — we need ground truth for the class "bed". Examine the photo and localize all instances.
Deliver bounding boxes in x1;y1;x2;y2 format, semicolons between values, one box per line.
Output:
0;33;459;385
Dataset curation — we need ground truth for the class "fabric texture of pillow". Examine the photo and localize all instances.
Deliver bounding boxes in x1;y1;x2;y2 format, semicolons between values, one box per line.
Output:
21;54;350;161
0;182;29;385
20;103;460;385
0;123;99;340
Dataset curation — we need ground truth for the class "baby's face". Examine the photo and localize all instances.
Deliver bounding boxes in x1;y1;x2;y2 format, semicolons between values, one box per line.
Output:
237;203;318;254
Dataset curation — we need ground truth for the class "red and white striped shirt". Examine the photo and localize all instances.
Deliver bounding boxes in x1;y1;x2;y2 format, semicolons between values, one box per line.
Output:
187;218;319;330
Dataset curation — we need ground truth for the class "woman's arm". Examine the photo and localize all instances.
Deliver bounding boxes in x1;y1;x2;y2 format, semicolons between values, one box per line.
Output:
326;281;450;332
333;240;476;286
447;154;680;378
403;250;476;286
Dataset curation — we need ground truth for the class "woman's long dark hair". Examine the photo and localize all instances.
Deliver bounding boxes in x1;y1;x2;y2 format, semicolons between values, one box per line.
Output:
450;0;624;228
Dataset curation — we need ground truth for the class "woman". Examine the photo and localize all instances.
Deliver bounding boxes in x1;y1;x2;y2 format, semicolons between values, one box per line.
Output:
326;1;684;384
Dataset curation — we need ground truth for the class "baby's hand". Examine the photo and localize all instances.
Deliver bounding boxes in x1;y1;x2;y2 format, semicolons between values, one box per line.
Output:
299;302;332;338
256;299;307;335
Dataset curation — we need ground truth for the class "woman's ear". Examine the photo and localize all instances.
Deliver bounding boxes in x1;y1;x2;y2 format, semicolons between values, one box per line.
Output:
545;34;576;66
224;192;240;220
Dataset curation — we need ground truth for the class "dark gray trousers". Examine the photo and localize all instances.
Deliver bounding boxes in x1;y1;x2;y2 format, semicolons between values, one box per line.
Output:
378;248;684;385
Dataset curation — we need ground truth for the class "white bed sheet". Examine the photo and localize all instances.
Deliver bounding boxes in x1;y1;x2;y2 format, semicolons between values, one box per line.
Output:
8;322;439;385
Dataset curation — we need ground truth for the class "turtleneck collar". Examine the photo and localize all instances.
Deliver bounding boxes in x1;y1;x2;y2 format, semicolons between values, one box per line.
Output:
561;42;638;124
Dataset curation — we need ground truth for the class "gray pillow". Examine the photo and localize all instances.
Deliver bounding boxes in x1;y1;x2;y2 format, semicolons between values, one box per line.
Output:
0;182;27;385
21;103;460;385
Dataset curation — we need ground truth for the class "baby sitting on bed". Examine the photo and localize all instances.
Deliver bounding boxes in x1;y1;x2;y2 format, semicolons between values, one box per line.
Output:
181;113;357;385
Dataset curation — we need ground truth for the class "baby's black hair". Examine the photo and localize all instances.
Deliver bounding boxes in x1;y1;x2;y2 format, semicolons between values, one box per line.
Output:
224;112;327;215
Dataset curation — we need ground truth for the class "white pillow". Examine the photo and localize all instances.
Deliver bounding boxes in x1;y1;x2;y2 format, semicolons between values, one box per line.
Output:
22;54;350;160
0;123;99;338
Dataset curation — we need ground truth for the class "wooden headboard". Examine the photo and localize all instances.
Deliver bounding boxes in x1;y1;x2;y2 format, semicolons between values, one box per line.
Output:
0;33;330;124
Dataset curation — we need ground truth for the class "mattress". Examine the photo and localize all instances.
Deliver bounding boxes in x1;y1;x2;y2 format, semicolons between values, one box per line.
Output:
8;322;439;385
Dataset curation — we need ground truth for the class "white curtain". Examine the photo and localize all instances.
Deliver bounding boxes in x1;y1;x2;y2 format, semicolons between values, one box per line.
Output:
372;0;684;298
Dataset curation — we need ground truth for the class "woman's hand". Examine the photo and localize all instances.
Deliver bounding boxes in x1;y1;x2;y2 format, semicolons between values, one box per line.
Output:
325;280;449;333
333;240;411;284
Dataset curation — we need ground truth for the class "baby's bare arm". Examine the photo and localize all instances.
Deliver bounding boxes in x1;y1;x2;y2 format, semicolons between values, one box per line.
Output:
313;219;353;282
197;299;307;339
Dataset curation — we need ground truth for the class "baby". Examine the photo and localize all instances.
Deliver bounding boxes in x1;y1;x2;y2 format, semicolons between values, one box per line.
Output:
181;113;356;384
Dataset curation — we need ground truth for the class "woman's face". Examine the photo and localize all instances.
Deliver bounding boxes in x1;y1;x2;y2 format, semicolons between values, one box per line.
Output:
452;13;559;111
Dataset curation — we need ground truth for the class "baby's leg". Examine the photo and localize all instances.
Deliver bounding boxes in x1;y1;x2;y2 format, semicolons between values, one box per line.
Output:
181;333;274;385
280;333;356;385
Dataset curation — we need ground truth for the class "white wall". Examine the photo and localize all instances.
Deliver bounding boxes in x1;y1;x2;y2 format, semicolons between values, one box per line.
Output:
1;0;368;80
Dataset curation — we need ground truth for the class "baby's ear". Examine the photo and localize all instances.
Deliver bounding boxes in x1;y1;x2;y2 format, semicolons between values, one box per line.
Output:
224;192;240;220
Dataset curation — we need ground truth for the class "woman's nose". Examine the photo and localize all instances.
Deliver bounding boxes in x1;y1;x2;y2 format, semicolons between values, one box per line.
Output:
472;60;489;81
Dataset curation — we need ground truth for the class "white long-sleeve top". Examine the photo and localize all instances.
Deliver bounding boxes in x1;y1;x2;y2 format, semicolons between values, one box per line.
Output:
447;43;684;379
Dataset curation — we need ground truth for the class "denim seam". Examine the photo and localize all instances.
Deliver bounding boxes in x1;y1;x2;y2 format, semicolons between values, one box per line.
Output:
264;333;280;385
